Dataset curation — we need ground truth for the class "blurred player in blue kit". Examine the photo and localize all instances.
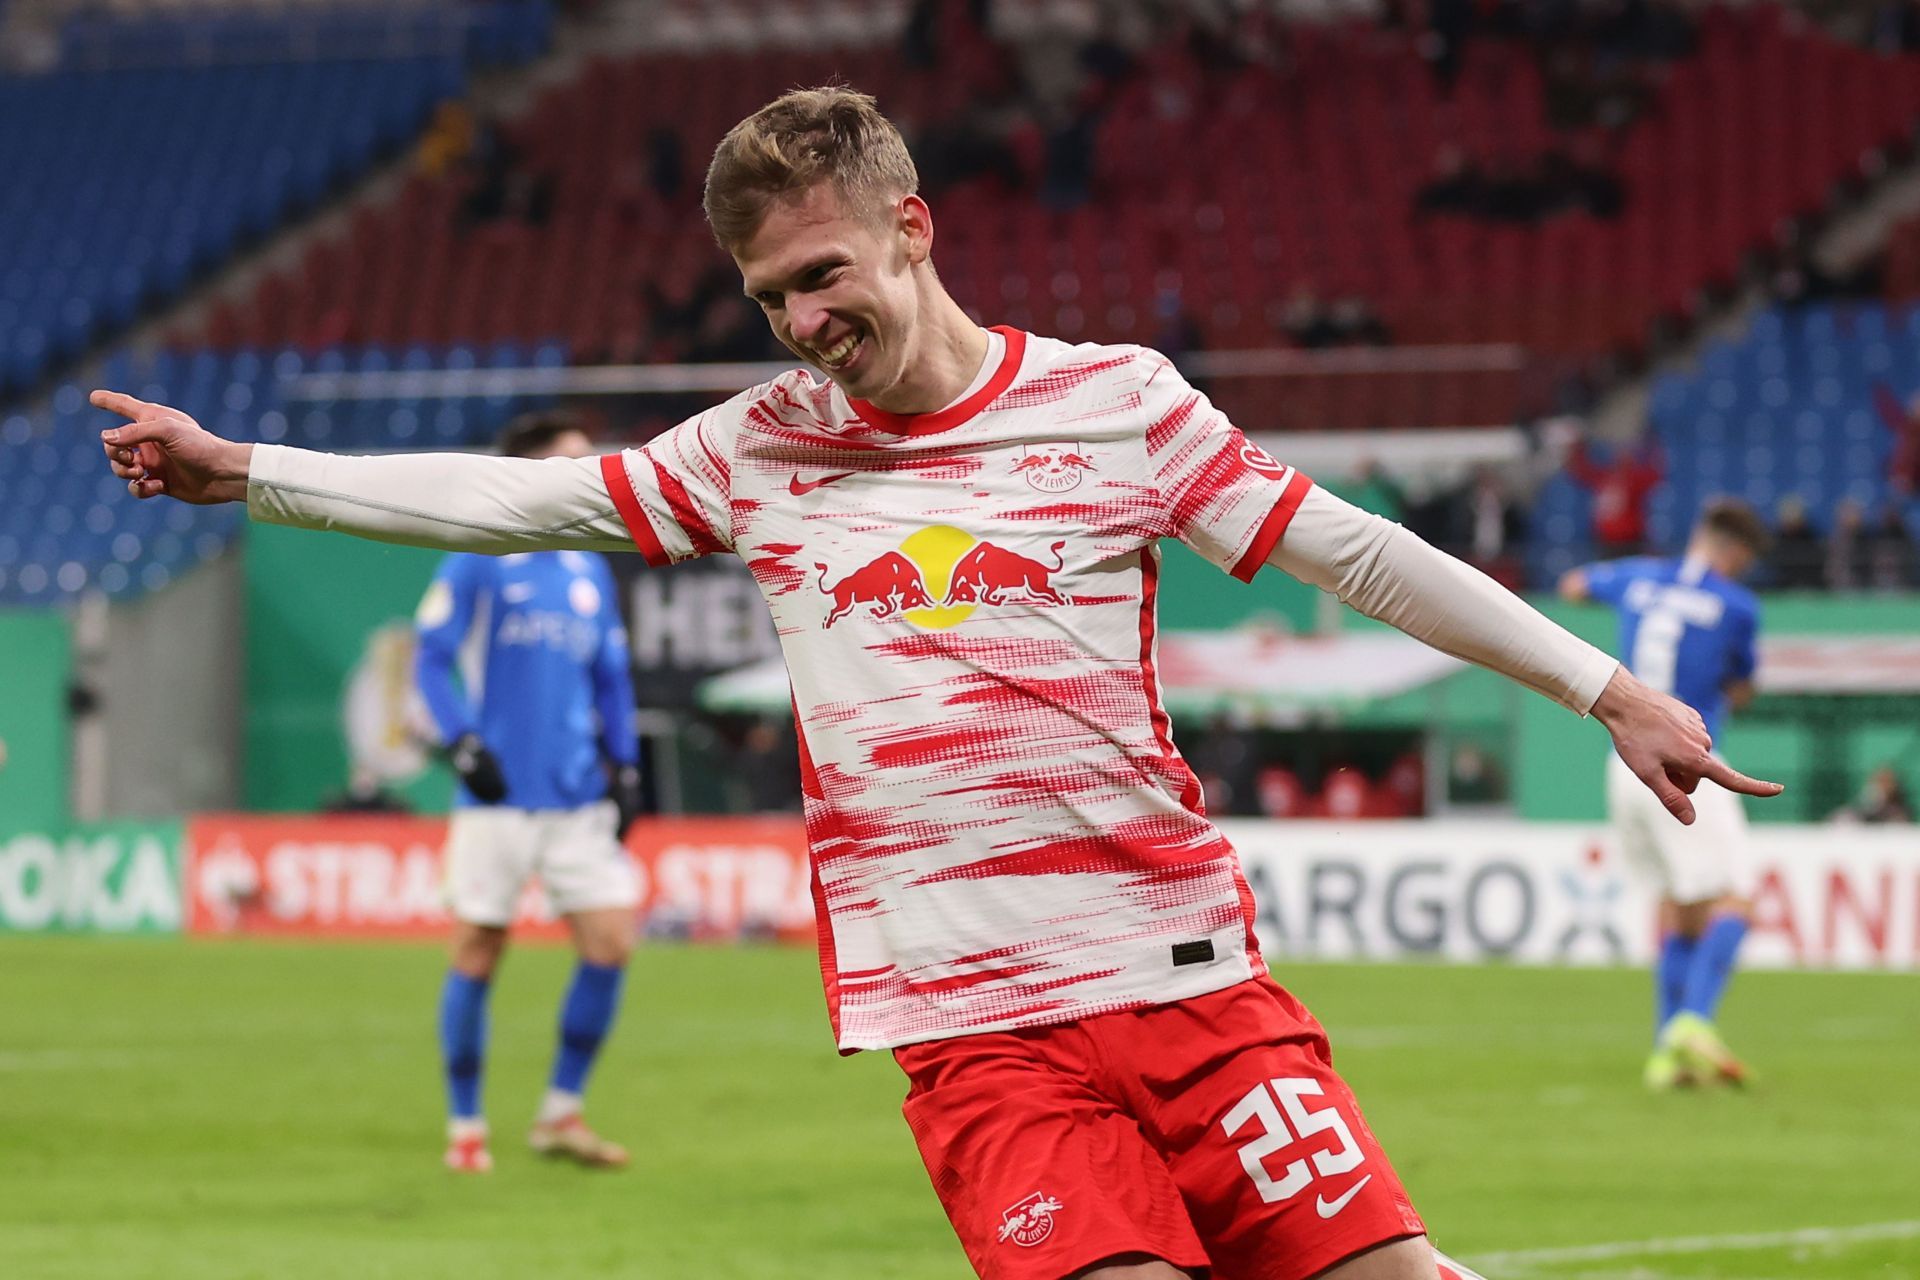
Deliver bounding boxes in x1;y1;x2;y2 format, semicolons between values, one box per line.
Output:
1561;498;1769;1089
414;412;645;1171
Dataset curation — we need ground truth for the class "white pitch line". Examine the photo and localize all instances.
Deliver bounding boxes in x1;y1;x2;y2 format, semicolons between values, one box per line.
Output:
1473;1219;1920;1269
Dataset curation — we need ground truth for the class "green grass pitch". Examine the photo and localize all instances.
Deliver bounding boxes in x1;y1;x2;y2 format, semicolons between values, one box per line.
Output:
3;937;1916;1279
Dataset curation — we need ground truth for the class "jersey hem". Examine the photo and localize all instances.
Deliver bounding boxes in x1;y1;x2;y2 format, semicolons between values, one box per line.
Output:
833;961;1262;1054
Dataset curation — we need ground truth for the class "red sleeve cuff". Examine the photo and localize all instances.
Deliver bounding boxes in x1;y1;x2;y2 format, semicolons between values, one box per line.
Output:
1230;470;1314;583
599;452;671;568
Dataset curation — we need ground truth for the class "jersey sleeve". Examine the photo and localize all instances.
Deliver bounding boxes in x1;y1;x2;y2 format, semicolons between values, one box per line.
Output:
598;403;738;567
1727;599;1759;684
590;557;640;766
1580;558;1636;605
413;553;487;743
1137;349;1314;581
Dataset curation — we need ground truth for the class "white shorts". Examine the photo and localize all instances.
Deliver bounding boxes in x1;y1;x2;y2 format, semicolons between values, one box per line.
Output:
444;801;639;926
1605;753;1750;905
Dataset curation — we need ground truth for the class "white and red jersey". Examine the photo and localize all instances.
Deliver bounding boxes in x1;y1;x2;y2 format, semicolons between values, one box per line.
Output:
601;328;1313;1051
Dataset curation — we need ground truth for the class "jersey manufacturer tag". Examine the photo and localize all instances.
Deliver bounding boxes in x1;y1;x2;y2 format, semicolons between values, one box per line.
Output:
1171;940;1214;966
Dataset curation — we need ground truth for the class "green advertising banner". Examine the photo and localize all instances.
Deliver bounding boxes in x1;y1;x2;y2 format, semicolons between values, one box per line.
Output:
0;821;183;934
0;609;72;832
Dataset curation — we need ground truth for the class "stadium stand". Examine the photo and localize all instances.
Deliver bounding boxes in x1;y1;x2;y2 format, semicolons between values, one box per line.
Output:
209;5;1920;423
0;56;464;397
1529;301;1920;584
0;343;551;606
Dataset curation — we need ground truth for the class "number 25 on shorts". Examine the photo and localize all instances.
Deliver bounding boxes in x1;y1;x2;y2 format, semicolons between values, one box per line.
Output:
1221;1077;1366;1206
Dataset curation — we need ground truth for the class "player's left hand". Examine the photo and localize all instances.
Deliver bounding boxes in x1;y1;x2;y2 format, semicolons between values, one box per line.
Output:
610;764;646;840
1590;665;1783;825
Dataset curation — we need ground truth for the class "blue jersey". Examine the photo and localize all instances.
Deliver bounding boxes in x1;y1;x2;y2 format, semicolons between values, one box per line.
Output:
414;550;638;811
1582;555;1759;740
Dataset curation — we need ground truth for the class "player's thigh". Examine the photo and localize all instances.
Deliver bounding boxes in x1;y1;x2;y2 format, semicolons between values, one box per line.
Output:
1674;775;1749;901
535;801;640;918
1606;755;1673;896
444;808;537;927
894;1031;1210;1280
1114;979;1426;1280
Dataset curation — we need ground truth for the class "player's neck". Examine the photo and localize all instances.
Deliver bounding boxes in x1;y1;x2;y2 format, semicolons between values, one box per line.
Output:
865;295;990;416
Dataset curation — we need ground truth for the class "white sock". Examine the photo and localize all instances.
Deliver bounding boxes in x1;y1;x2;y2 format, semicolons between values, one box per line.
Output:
537;1088;583;1125
448;1116;488;1143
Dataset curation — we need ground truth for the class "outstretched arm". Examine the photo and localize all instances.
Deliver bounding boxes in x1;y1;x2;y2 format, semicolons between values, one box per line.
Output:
96;391;632;553
1268;486;1783;824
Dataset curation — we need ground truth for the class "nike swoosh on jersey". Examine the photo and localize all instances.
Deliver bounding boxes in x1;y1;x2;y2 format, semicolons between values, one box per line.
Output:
789;471;855;496
1315;1174;1372;1219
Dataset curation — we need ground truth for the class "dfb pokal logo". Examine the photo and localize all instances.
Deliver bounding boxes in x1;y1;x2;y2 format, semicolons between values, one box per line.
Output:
997;1192;1064;1248
1014;443;1095;492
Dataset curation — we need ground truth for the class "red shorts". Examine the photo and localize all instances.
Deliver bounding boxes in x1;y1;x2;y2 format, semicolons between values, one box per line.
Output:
895;977;1424;1280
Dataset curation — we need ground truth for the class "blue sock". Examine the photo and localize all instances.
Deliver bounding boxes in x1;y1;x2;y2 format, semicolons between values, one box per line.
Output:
1680;915;1749;1022
439;971;490;1120
551;961;626;1095
1655;932;1696;1036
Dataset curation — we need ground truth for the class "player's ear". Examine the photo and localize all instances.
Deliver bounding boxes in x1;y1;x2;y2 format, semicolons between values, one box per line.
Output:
899;194;933;266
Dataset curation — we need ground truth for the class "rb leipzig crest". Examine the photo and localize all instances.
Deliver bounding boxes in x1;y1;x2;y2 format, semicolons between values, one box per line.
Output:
1013;443;1096;492
997;1191;1064;1248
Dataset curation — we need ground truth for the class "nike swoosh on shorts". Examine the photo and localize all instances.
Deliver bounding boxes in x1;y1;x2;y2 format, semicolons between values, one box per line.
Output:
1315;1173;1372;1219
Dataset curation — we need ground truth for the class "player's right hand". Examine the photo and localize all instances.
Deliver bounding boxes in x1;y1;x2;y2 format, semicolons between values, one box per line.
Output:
1591;666;1783;824
93;390;252;505
449;733;509;804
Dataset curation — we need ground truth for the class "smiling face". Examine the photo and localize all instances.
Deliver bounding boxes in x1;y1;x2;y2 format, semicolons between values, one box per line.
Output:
733;181;934;408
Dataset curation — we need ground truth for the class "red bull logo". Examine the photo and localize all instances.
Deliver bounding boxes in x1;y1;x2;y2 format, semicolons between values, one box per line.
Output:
944;540;1067;607
997;1192;1064;1247
814;551;935;628
1012;442;1096;492
814;526;1070;630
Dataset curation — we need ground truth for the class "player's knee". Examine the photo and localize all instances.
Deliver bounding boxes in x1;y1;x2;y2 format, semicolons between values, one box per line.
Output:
1714;894;1752;922
450;923;508;978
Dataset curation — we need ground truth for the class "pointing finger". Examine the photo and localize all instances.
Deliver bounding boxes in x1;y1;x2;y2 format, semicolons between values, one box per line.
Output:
1701;756;1785;798
91;389;163;421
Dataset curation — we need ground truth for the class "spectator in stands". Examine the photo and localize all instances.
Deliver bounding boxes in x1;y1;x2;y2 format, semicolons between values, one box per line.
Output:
1867;504;1918;590
1870;383;1920;496
1455;465;1528;588
726;717;802;814
1871;0;1920;54
1447;742;1506;805
1812;496;1911;591
1824;497;1868;590
1415;146;1486;218
460;118;553;230
1415;145;1625;223
1281;284;1391;349
1831;764;1914;824
1769;495;1827;589
1186;716;1259;816
1333;458;1406;523
418;101;478;177
1568;437;1663;557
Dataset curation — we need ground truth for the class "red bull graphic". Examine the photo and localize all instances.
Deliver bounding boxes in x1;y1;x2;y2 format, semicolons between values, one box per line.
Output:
945;540;1068;607
1013;443;1097;492
814;527;1074;630
815;552;934;629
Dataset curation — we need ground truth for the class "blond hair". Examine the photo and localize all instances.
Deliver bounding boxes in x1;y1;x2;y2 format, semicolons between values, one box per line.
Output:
703;86;919;251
